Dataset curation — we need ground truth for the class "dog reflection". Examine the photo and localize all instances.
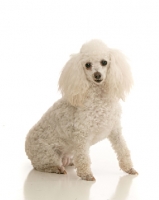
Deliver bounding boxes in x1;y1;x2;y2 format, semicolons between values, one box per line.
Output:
111;175;137;200
24;168;94;200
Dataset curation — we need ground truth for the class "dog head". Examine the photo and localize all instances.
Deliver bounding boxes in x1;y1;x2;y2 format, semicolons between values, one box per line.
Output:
80;40;109;86
59;40;133;106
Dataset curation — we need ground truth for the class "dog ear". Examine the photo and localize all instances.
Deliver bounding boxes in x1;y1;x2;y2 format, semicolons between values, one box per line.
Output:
105;49;133;100
58;54;89;106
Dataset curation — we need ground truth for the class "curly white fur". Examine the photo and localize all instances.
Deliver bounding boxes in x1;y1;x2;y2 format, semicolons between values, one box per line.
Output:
25;39;138;181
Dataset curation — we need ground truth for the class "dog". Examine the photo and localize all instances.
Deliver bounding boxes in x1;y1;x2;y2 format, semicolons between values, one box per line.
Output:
25;39;138;181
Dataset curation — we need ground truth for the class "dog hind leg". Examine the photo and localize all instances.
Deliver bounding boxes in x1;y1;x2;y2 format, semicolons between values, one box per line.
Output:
34;165;67;174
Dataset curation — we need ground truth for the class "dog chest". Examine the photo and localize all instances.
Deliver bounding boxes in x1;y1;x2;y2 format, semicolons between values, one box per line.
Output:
74;101;118;134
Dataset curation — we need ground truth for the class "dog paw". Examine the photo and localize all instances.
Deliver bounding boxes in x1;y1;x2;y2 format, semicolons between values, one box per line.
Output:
127;168;138;175
68;162;74;166
79;174;96;181
57;166;67;174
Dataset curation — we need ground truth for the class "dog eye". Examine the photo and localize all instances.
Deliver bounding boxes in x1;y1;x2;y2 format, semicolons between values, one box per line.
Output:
85;62;92;69
100;60;107;66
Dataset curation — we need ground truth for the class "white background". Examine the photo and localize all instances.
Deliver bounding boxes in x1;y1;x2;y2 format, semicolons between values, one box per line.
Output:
0;0;159;199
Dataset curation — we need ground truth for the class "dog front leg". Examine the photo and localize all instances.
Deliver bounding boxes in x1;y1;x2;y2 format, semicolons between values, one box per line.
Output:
73;146;95;181
108;129;138;175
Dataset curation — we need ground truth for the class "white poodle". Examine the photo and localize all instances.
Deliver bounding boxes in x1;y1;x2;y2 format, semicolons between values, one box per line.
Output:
25;39;138;181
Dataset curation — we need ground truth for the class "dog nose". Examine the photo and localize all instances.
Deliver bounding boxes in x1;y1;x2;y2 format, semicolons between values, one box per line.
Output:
94;72;101;79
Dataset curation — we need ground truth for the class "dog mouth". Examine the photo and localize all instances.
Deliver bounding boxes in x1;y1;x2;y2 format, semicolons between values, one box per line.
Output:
94;79;103;83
